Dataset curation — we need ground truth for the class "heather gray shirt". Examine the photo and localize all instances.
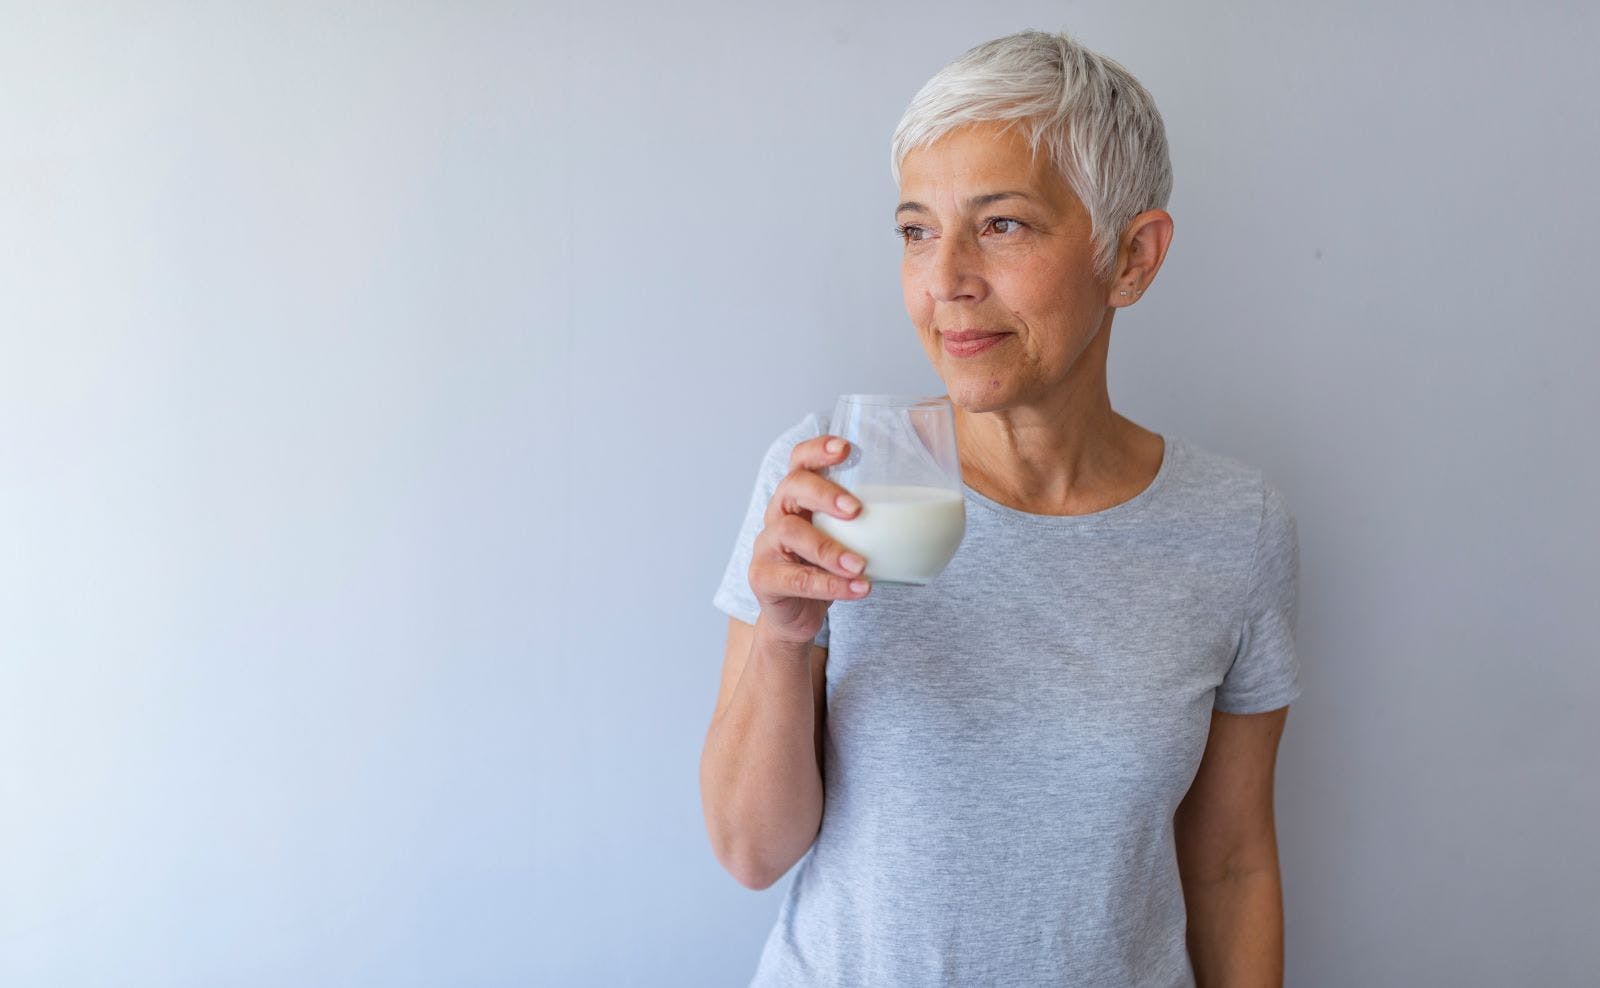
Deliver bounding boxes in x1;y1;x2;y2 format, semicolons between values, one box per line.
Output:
712;412;1302;987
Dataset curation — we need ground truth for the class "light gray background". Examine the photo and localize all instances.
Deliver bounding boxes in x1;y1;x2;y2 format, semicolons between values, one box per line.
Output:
2;2;1596;985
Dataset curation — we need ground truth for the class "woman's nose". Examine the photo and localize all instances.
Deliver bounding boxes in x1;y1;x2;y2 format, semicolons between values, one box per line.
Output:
925;234;987;303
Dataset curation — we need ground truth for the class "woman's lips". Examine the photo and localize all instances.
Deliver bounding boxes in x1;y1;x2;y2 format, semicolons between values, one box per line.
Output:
943;332;1010;358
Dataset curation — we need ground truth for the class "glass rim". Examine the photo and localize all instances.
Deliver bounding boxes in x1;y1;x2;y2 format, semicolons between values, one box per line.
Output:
836;393;952;408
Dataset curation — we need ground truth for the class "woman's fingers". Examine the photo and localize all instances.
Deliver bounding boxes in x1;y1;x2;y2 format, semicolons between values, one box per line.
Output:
749;432;873;604
770;514;866;579
764;438;860;529
789;434;851;472
750;556;871;603
750;514;870;601
765;469;861;528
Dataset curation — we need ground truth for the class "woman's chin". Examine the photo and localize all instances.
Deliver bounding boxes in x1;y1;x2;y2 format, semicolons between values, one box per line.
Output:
943;375;1019;414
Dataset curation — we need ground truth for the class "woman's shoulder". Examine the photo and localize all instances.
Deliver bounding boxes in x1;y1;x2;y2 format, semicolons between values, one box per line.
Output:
1161;433;1294;522
1167;433;1259;482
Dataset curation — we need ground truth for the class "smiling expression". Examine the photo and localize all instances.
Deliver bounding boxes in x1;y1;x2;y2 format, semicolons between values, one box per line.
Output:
896;121;1118;412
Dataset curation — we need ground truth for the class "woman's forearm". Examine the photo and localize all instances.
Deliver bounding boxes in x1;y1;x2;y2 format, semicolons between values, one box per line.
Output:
699;621;824;890
1182;864;1285;987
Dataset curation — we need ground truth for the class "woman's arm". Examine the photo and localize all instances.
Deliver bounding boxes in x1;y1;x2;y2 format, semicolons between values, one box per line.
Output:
700;616;829;891
700;434;865;891
1174;706;1291;987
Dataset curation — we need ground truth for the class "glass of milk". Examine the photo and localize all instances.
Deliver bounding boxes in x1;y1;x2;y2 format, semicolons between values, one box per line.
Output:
811;395;966;587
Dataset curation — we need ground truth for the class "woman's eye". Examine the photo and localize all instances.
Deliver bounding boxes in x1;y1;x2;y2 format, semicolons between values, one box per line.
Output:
988;217;1023;235
895;224;931;243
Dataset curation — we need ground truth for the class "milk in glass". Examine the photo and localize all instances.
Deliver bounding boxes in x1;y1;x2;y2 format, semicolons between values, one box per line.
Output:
813;484;966;585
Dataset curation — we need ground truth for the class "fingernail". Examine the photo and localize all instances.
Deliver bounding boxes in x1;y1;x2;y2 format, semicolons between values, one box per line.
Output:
849;579;869;594
841;553;864;574
837;494;859;514
825;438;845;455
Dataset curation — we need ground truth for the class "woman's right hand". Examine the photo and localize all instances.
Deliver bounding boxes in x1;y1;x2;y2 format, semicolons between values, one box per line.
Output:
748;434;872;645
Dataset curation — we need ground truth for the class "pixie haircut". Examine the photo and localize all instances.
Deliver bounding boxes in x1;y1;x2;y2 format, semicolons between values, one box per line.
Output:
891;30;1173;282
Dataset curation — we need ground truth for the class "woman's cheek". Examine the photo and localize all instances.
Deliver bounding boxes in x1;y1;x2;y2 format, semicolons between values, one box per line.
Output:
901;258;927;305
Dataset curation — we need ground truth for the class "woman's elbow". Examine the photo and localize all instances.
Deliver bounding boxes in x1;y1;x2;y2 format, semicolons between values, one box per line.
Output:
733;865;781;892
712;841;785;891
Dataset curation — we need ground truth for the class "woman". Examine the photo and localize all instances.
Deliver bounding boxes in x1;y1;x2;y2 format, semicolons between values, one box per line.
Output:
701;29;1299;987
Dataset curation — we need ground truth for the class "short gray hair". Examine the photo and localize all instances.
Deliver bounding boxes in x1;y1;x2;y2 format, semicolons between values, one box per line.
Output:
891;30;1173;282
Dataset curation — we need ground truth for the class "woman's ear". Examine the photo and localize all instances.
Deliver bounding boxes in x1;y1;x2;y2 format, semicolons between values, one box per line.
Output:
1108;209;1174;307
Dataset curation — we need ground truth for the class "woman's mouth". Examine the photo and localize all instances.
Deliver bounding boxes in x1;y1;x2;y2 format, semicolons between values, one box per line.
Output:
942;331;1010;358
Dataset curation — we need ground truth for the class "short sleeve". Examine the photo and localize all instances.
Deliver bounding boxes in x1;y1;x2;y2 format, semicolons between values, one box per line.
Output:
1215;479;1302;714
711;412;831;647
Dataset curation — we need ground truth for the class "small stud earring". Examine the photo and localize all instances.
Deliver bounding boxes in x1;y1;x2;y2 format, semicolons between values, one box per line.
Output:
1119;290;1130;297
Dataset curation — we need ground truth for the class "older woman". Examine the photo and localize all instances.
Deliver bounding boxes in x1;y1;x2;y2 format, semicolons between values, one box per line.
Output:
701;30;1299;987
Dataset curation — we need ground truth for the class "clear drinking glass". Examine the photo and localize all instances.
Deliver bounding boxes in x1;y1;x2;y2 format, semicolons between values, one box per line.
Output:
811;394;966;587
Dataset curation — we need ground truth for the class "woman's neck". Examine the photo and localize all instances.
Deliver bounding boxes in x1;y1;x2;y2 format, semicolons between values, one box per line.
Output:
954;397;1162;517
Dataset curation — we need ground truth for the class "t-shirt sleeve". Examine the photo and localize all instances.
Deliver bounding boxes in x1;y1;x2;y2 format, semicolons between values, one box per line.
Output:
711;413;830;647
1215;479;1302;714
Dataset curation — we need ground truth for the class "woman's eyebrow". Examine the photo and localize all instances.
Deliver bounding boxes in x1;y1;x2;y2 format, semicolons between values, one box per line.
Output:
895;191;1037;217
968;191;1035;209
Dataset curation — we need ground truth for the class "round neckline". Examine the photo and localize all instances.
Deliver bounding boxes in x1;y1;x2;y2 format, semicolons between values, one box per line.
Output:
961;434;1178;525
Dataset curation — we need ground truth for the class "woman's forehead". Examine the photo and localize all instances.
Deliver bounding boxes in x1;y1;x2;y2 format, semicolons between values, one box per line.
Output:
897;123;1076;215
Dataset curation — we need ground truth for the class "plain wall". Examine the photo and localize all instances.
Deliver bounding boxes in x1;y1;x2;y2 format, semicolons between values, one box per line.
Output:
2;2;1596;985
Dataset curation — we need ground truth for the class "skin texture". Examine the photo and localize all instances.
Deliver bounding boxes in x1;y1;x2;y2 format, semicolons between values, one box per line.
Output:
700;436;864;891
895;120;1169;515
1176;706;1291;987
705;119;1291;984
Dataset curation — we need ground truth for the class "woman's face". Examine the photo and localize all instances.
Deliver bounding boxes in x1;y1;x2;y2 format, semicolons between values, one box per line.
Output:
897;121;1115;413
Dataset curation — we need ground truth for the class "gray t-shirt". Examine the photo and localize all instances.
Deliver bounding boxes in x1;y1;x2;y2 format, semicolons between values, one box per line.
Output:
712;412;1301;987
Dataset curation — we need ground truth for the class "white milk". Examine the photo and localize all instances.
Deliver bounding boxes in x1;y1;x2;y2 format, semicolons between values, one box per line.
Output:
813;484;966;586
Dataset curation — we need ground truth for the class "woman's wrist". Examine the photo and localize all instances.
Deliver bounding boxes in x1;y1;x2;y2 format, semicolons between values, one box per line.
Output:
753;613;822;657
